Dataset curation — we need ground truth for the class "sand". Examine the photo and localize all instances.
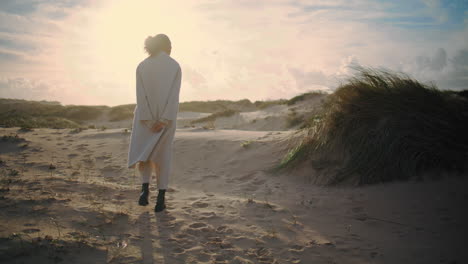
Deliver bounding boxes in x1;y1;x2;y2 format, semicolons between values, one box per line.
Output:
0;125;467;264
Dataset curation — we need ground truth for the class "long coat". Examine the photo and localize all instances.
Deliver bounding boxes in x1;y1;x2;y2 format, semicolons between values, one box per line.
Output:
127;52;182;171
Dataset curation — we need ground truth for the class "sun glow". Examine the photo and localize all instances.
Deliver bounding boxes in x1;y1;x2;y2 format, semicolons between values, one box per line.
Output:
58;0;203;104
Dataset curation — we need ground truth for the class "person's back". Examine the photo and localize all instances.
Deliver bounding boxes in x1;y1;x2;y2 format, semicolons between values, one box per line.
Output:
128;33;182;213
136;51;181;122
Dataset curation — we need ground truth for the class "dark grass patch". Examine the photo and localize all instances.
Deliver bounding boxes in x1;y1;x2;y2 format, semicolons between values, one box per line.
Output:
278;67;468;185
0;114;81;129
287;91;326;106
1;94;327;128
254;99;288;109
0;99;106;128
286;110;304;128
109;104;135;121
180;99;255;113
191;109;239;124
61;105;106;121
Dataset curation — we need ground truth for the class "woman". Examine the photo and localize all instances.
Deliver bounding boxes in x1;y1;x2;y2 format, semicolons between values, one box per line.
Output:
127;34;182;213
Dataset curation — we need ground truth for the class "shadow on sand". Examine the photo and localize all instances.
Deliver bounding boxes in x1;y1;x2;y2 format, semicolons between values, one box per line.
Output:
138;209;179;264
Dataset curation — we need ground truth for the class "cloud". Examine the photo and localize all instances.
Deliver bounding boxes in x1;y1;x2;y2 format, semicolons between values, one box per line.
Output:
421;0;449;23
0;77;54;100
0;50;23;61
0;0;467;106
288;68;335;93
399;47;468;91
0;0;88;18
415;47;447;71
439;49;468;90
182;65;206;87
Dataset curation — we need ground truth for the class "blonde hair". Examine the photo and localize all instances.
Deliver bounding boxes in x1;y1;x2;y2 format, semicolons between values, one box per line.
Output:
144;34;171;56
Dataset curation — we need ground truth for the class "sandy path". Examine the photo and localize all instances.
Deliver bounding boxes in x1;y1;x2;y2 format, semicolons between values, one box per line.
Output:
0;127;466;264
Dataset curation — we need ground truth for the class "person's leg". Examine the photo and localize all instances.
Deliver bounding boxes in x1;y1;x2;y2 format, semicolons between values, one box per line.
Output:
151;123;176;213
139;161;152;184
155;189;166;212
138;161;152;206
153;159;169;212
156;156;171;190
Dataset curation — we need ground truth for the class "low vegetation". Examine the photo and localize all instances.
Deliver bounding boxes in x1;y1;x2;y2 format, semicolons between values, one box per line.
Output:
0;99;105;128
179;99;256;113
191;109;239;124
279;67;468;185
286;109;303;128
0;95;316;128
254;99;288;109
108;104;135;121
286;91;326;106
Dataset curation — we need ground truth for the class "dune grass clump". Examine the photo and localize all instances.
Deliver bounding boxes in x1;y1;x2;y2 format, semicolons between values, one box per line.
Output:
191;109;239;124
287;91;326;106
62;105;106;121
254;99;288;109
0;99;105;128
0;114;81;129
279;67;468;185
286;109;304;128
109;104;135;121
180;99;256;113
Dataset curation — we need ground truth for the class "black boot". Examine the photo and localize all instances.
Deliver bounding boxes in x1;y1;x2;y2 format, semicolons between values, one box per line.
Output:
154;189;166;212
138;183;149;206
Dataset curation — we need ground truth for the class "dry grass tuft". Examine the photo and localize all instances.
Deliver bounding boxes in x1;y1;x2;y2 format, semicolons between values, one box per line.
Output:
279;67;468;185
191;109;239;124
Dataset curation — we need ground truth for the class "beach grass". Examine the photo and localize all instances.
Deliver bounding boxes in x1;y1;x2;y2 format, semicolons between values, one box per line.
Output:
278;67;468;185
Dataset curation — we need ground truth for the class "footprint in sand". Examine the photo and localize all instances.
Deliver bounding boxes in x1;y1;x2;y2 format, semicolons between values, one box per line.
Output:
288;244;305;253
189;222;207;229
236;172;256;182
252;178;267;185
194;252;211;262
216;225;234;234
199;212;217;220
76;143;89;151
96;154;111;160
175;232;190;239
29;147;42;152
186;222;214;235
202;174;218;179
181;206;192;211
172;247;185;254
192;201;209;208
243;185;259;192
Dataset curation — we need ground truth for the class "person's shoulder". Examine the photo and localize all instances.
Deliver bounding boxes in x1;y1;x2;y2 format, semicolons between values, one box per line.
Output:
169;57;181;73
136;57;149;71
164;54;180;68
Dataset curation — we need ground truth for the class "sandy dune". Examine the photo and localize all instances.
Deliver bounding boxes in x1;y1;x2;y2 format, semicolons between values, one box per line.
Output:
0;126;467;263
84;94;326;131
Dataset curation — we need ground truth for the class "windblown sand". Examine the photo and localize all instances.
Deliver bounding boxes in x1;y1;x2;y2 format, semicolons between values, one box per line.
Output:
0;126;466;264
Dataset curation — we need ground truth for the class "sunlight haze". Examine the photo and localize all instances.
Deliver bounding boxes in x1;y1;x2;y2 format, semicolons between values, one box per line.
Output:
0;0;467;106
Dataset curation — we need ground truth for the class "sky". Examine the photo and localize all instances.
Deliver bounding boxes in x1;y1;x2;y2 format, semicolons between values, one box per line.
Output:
0;0;467;106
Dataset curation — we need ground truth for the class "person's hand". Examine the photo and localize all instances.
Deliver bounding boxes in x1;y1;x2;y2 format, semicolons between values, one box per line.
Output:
151;121;168;133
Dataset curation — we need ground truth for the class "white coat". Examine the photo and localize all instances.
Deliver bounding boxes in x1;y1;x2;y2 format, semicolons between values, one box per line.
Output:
127;51;182;185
